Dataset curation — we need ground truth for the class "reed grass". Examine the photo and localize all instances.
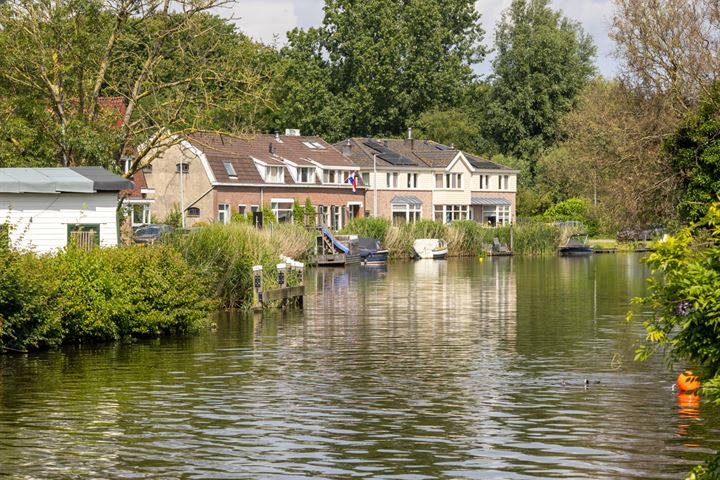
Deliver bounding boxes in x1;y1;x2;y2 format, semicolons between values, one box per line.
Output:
171;223;314;308
341;218;565;258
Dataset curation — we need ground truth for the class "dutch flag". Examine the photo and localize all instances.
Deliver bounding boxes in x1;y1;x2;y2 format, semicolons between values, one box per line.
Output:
346;172;358;193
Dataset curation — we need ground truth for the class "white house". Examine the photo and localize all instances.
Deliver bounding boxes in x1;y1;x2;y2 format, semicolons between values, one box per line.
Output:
0;167;133;253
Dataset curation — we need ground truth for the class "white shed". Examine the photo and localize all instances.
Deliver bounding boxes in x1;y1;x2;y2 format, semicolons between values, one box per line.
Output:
0;167;133;253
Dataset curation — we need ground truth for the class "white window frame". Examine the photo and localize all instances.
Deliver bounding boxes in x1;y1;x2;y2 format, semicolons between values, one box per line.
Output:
223;161;237;178
271;199;294;223
297;167;315;184
434;204;470;223
391;204;422;225
266;166;284;183
407;172;418;189
386;172;398;188
218;204;230;224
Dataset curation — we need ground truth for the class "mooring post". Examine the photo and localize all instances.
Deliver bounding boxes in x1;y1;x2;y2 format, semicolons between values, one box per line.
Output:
252;265;263;310
277;263;287;309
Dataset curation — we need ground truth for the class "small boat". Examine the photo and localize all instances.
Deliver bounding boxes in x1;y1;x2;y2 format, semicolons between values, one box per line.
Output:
559;233;593;256
413;239;448;259
357;237;389;265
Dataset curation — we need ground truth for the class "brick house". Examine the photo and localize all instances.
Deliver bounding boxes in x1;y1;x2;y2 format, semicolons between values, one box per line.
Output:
142;132;365;229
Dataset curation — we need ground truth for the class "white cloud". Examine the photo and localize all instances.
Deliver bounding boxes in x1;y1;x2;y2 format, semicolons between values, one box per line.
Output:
229;0;618;76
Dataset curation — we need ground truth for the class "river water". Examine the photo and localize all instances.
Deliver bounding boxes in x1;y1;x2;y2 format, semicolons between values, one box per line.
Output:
1;255;719;479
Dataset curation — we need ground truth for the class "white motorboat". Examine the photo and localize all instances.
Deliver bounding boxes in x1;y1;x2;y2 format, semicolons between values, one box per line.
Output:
413;239;448;259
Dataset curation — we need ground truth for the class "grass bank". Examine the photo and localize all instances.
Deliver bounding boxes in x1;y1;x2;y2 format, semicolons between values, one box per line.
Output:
340;218;565;257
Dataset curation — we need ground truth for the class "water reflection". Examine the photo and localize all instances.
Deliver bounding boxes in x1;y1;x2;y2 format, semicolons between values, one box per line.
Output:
0;256;719;479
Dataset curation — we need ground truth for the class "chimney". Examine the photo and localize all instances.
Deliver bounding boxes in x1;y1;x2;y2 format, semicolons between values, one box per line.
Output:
404;127;414;150
275;132;280;141
342;139;352;156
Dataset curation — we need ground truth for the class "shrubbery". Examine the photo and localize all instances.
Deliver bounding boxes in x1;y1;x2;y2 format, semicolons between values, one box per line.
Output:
0;242;214;352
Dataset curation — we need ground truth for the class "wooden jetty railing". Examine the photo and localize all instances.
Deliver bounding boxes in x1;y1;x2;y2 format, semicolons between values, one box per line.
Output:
252;261;305;311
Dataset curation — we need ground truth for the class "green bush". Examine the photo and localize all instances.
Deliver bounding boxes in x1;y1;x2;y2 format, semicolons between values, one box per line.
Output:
341;217;391;242
0;234;62;351
48;245;214;342
543;197;600;236
632;203;720;401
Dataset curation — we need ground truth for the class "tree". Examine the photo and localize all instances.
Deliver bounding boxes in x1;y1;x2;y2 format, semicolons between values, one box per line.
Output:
538;78;681;230
0;0;273;175
611;0;720;114
484;0;596;178
415;108;486;153
664;83;720;223
276;0;486;140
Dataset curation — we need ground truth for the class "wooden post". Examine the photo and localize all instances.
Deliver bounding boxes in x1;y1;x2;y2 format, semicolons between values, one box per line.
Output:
510;222;514;253
252;265;263;310
277;263;287;309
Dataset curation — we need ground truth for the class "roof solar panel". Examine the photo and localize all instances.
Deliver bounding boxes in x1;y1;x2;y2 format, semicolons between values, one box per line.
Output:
364;140;416;166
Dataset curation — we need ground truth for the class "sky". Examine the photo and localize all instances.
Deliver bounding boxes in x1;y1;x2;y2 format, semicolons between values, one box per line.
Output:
227;0;620;78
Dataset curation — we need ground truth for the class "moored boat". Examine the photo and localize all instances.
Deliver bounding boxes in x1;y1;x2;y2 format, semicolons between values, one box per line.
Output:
413;239;448;259
559;233;593;256
357;237;389;264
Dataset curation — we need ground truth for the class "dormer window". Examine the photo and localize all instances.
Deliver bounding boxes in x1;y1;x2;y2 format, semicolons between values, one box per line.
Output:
266;166;284;183
223;161;237;178
297;167;315;183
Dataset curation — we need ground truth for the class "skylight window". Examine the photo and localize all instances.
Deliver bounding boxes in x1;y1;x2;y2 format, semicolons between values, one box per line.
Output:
223;161;237;178
302;141;326;150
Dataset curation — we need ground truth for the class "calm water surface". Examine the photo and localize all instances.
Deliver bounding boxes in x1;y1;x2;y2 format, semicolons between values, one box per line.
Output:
1;255;719;479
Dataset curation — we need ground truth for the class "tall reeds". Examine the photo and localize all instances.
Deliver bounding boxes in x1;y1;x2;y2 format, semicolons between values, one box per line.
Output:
171;223;314;308
341;218;564;258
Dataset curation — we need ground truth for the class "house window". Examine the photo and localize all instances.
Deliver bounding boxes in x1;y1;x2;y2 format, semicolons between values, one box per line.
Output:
391;204;422;225
323;170;336;184
131;204;151;226
218;204;230;224
238;205;246;214
298;167;315;183
502;175;509;190
361;172;370;187
251;205;259;213
266;166;284;183
482;205;511;226
407;173;418;189
176;162;189;174
435;174;443;189
223;161;237;178
187;207;200;217
142;164;153;173
302;141;326;150
386;172;398;188
479;175;489;190
271;200;294;223
331;205;344;230
444;173;462;189
66;224;100;250
434;205;469;223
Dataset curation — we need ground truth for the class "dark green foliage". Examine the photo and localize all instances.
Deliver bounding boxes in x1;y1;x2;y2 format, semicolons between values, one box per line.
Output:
0;230;62;351
484;0;596;177
276;0;485;140
688;450;720;480
632;204;720;402
664;83;720;223
293;200;305;226
0;243;213;351
543;197;599;236
49;245;214;342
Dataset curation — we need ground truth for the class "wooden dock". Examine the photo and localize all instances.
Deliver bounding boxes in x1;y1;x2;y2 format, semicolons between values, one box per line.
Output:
252;261;305;311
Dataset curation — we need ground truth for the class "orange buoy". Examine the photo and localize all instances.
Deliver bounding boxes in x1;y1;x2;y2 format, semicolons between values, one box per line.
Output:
677;371;701;392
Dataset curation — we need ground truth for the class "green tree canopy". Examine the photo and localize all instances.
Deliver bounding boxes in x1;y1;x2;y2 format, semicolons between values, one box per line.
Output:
484;0;596;178
276;0;486;140
664;82;720;223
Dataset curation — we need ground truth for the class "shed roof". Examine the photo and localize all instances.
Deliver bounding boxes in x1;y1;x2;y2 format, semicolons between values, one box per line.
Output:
0;167;132;194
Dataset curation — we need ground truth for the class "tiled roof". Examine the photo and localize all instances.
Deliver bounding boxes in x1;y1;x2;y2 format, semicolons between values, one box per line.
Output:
184;133;359;185
336;137;512;171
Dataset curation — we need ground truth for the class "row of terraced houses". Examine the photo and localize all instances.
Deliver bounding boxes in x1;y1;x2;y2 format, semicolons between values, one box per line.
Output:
126;129;517;230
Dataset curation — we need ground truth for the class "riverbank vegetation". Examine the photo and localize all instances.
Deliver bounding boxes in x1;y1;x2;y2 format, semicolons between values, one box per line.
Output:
0;223;314;352
341;218;565;257
0;239;214;352
631;203;720;479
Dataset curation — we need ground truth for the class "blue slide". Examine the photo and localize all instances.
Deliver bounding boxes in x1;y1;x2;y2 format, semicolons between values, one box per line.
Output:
320;226;349;254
